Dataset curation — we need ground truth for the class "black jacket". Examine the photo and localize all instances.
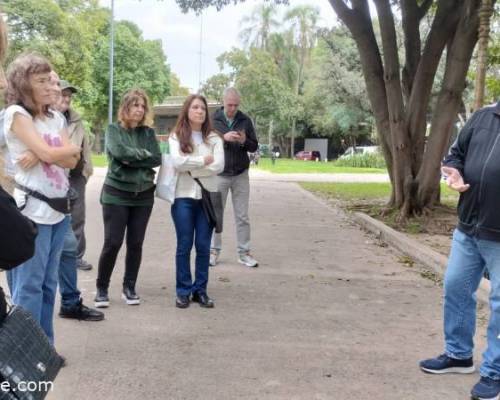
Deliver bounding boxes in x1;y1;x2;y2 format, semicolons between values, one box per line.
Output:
443;102;500;242
212;108;258;176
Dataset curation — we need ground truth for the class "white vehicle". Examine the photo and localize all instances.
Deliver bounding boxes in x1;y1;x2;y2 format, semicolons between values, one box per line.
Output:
340;145;379;159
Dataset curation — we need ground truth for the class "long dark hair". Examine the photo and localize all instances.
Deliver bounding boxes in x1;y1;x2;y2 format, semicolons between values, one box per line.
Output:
173;94;212;154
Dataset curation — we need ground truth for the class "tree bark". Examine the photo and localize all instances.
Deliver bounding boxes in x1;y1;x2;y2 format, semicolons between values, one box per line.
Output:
473;0;494;111
416;0;482;206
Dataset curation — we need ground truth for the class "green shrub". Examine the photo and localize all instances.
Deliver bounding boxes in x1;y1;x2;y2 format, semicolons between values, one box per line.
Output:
333;153;387;169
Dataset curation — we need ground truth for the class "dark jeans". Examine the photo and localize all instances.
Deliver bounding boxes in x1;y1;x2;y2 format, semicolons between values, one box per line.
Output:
58;219;81;308
171;198;213;297
96;204;153;290
69;174;87;261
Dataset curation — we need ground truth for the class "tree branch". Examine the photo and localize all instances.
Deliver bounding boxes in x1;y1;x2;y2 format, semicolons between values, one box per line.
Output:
418;0;434;18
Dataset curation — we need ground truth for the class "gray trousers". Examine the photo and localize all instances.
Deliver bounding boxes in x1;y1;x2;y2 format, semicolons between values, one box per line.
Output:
69;174;88;261
211;169;251;255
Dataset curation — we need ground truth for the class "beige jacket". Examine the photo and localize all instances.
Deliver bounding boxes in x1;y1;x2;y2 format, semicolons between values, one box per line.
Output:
66;108;93;179
169;132;224;200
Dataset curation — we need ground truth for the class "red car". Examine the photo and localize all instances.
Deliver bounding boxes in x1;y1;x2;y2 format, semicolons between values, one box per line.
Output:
294;150;321;161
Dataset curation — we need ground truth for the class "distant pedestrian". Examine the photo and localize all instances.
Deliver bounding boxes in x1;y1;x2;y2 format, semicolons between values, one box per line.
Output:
210;87;259;268
169;94;224;309
94;88;161;308
57;79;94;271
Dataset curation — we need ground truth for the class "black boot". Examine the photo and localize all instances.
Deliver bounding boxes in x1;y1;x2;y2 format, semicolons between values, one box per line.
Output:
94;287;109;308
122;285;140;305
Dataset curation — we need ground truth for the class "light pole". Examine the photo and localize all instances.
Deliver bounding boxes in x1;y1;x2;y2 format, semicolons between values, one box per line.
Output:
108;0;115;125
198;12;203;92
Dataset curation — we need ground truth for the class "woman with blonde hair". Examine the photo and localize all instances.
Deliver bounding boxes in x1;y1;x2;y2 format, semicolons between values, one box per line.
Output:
169;94;224;308
3;52;81;343
94;88;161;308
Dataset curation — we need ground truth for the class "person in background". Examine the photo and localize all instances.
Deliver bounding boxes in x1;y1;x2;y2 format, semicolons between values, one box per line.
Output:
94;88;161;308
210;87;259;268
4;53;81;344
169;94;224;309
57;79;94;271
48;71;103;322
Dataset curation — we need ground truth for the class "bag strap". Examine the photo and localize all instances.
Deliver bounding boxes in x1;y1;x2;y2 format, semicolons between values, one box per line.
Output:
188;172;206;191
15;183;54;204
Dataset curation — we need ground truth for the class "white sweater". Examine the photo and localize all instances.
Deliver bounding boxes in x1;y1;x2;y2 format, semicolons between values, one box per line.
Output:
169;132;224;200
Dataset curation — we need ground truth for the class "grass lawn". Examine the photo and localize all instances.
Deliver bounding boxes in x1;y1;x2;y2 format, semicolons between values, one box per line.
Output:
300;181;459;235
92;153;108;167
254;158;386;174
300;181;459;207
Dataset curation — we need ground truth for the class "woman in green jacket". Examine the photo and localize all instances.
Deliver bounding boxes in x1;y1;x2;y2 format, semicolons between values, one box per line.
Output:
94;89;161;308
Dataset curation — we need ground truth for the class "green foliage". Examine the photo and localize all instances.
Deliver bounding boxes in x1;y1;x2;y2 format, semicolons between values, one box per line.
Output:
333;153;387;169
170;73;190;97
3;0;172;137
174;0;288;13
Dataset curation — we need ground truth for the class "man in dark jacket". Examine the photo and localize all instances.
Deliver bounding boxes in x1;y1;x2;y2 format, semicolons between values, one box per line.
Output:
210;87;259;267
419;103;500;400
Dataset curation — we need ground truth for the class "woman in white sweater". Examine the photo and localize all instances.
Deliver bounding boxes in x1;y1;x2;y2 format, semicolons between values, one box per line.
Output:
169;94;224;308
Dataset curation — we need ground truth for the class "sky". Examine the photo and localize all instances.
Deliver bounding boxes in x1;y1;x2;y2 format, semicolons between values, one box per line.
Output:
99;0;338;93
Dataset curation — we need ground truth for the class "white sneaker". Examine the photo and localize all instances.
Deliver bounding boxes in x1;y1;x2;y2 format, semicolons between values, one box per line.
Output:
209;250;220;267
238;253;259;268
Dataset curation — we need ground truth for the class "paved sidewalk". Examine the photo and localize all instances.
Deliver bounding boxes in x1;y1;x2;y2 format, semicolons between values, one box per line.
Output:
43;174;485;400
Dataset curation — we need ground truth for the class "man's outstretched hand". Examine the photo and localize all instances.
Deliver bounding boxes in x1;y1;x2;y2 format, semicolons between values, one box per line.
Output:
441;166;470;192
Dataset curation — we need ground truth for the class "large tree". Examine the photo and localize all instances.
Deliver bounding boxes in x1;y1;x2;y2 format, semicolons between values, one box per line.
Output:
176;0;489;219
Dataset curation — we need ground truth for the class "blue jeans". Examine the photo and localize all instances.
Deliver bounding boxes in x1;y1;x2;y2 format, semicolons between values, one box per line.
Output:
444;228;500;379
58;221;81;309
7;216;70;344
171;198;213;297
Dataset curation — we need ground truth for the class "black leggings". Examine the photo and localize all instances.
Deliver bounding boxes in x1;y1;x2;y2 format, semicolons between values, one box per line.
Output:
96;204;153;289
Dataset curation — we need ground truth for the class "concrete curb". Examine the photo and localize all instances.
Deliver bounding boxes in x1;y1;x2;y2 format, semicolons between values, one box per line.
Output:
351;211;490;304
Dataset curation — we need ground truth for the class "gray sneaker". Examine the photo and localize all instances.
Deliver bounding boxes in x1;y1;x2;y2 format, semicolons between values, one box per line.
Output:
209;250;220;267
238;253;259;268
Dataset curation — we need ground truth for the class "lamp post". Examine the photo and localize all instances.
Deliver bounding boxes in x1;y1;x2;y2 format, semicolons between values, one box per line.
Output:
108;0;115;125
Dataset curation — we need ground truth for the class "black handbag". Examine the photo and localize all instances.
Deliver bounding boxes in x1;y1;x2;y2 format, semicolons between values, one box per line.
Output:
0;304;64;400
190;175;224;233
0;185;37;270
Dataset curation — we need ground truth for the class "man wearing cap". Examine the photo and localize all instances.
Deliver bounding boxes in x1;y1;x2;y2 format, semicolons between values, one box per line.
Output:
59;80;94;271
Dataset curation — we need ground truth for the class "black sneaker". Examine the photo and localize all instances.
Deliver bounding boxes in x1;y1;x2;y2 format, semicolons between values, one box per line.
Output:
471;376;500;400
122;286;140;305
77;259;93;271
191;292;215;308
419;353;474;374
94;287;110;308
59;299;105;321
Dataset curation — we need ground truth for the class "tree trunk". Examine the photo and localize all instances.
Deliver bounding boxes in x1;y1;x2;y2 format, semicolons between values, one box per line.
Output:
417;0;481;206
329;0;484;217
290;118;296;158
473;0;494;111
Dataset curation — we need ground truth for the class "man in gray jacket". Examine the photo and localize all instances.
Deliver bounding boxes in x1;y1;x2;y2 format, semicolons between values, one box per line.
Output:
59;80;94;271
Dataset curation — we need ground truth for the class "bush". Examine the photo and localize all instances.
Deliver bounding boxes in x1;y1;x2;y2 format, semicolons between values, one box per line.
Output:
333;153;387;169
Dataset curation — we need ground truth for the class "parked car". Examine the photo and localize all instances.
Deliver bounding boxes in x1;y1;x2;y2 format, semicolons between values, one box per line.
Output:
339;146;379;159
294;150;321;161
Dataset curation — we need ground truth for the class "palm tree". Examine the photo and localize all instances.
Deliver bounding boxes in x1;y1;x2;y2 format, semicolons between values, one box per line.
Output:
284;5;319;156
239;3;279;50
